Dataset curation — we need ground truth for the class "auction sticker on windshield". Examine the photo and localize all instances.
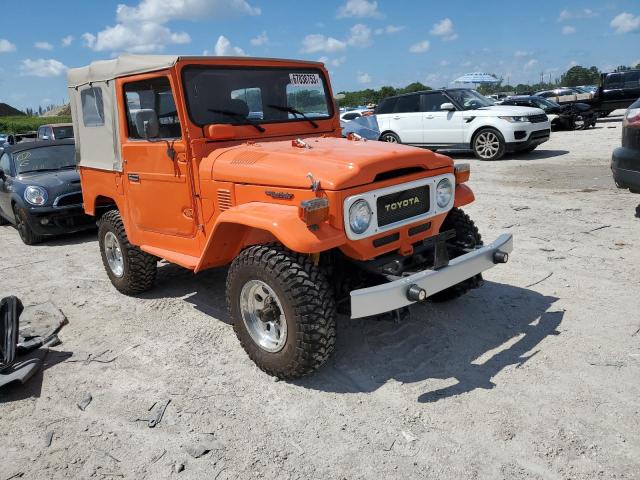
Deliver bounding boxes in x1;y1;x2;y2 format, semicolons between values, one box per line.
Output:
289;73;320;86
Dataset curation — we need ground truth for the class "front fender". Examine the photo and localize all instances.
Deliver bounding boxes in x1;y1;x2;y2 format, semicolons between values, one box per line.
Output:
195;202;346;272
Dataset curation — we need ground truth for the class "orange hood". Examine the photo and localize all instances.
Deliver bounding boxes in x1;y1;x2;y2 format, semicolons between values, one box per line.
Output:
206;137;453;190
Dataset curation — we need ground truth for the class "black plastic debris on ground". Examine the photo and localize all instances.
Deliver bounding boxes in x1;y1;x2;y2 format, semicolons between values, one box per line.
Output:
0;298;68;389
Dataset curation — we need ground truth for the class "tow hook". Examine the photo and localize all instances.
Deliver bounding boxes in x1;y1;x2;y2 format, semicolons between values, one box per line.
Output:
493;251;509;264
406;284;427;302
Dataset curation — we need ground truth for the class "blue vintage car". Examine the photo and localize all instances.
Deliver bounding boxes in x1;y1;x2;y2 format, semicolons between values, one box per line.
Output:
0;139;94;244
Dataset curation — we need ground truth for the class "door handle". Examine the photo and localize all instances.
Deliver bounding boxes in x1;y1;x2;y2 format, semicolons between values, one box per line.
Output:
393;116;401;120
425;115;434;119
128;173;140;183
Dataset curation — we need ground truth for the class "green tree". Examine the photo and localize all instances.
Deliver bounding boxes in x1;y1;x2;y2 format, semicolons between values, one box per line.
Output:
560;65;601;86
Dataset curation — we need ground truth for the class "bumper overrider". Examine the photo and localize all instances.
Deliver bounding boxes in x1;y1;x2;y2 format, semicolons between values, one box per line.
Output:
350;233;513;318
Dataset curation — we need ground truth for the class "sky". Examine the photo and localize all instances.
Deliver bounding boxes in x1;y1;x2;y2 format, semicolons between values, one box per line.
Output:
0;0;639;111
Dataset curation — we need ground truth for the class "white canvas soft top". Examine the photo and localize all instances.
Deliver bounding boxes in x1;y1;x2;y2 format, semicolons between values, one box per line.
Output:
67;55;179;87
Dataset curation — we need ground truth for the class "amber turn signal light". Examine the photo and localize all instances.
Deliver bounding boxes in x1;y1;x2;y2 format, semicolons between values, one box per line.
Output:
454;163;471;183
299;198;329;226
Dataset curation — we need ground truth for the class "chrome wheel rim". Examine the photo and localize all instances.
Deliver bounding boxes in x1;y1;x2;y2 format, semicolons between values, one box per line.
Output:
104;231;124;277
383;134;398;143
240;280;287;353
476;131;500;159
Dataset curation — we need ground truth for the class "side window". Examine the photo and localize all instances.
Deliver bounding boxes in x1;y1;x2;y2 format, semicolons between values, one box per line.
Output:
375;98;397;115
124;77;181;139
623;71;639;88
604;73;623;89
421;93;449;112
394;95;420;113
0;153;10;174
37;127;45;139
81;87;105;127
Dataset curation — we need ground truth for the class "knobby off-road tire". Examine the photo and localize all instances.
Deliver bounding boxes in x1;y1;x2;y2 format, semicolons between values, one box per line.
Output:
227;244;336;379
98;210;157;295
430;208;484;302
472;128;506;161
13;205;43;245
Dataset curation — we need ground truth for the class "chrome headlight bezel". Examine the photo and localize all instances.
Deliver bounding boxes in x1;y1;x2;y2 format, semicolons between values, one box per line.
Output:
436;178;453;208
349;199;373;234
24;186;48;206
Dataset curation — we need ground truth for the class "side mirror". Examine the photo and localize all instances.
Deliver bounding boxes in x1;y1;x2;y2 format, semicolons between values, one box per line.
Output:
440;102;456;111
205;124;236;141
131;109;160;139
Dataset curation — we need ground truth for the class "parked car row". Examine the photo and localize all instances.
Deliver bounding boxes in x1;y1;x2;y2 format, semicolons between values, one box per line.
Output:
499;95;597;130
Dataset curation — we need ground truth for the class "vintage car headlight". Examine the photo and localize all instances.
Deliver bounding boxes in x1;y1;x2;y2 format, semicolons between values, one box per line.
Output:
436;178;453;208
349;199;372;234
24;186;48;206
499;115;530;123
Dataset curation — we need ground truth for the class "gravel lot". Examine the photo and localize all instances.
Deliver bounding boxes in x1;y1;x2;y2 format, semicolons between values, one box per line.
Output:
1;111;639;480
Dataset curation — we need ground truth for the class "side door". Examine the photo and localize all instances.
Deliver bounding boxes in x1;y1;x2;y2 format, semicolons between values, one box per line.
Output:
374;97;397;134
420;92;464;146
120;75;196;237
0;153;14;220
390;94;423;144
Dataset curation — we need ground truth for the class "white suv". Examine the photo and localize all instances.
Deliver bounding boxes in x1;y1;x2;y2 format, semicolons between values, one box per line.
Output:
375;89;551;160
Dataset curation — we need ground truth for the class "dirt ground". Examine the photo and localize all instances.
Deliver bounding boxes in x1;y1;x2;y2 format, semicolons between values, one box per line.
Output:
1;111;638;480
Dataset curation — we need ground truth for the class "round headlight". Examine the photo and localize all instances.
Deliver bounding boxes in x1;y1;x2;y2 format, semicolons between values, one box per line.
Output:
24;186;48;206
436;178;453;208
349;199;372;234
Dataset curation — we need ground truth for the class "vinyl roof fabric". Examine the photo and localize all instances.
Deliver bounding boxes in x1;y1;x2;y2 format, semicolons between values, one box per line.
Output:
67;55;180;87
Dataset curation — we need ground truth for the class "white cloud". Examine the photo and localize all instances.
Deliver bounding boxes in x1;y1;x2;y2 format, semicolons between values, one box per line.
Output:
20;58;68;77
319;56;346;67
430;18;457;41
250;31;268;46
116;0;260;23
523;59;538;71
562;25;576;34
0;39;16;53
610;12;640;34
61;35;74;47
374;24;404;35
83;0;259;54
409;40;430;53
337;0;381;18
357;71;371;84
35;41;54;51
559;8;598;22
83;23;190;53
214;35;246;56
347;24;372;47
301;34;346;53
439;59;450;66
514;50;531;58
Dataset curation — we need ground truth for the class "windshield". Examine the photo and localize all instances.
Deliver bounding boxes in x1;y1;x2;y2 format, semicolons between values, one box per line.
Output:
13;144;76;174
532;97;560;110
447;90;494;110
182;66;333;127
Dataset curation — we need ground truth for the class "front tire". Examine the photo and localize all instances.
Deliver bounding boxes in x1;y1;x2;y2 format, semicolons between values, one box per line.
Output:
430;208;484;302
380;132;401;143
98;210;157;295
472;128;506;161
227;244;336;379
13;205;43;245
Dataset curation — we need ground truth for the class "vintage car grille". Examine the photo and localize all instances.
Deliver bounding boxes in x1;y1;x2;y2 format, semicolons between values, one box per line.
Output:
53;192;83;207
376;185;430;227
528;114;548;123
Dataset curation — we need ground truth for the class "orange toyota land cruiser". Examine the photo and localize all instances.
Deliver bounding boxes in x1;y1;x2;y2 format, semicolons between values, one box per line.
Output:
67;55;513;378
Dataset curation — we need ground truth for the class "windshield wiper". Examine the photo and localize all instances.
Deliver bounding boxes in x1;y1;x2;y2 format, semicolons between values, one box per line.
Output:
207;108;265;132
267;105;319;128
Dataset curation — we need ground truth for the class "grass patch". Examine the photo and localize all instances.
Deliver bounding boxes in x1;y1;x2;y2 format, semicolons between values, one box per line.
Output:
0;116;72;134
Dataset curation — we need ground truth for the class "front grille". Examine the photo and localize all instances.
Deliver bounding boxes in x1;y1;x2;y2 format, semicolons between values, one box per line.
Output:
54;192;83;207
217;189;232;210
528;114;548;123
376;185;430;227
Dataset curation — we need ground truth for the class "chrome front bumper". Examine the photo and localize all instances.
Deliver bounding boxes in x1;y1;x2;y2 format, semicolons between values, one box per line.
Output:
350;233;514;319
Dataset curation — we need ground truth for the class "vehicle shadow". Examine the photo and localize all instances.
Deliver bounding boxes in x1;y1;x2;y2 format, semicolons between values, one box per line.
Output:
0;349;73;403
442;149;569;161
296;281;562;403
141;262;232;324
